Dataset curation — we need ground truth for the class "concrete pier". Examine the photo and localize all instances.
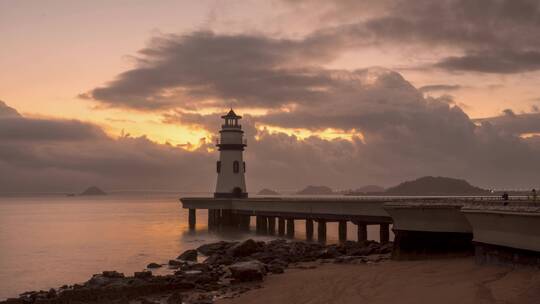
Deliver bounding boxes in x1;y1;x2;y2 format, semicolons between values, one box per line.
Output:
338;220;347;242
317;219;327;243
188;209;196;230
462;203;540;266
306;219;314;241
384;201;473;259
278;218;285;236
286;218;295;237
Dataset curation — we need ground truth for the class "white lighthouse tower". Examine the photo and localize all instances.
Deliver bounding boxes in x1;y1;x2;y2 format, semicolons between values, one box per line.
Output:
214;109;248;198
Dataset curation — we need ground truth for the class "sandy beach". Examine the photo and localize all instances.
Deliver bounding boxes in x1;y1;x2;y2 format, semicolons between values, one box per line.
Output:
218;258;540;304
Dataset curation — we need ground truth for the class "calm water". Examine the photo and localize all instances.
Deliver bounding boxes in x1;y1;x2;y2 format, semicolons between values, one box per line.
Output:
0;194;390;300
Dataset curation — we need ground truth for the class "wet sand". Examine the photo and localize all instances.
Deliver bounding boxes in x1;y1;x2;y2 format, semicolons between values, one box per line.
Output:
218;258;540;304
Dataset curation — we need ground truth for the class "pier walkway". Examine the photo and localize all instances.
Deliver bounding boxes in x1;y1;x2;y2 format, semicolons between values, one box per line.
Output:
179;196;535;245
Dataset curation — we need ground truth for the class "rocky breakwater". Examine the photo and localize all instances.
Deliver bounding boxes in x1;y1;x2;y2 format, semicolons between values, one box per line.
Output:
1;239;392;304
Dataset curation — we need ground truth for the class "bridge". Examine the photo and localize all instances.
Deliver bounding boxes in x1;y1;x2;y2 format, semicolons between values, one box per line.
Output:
180;195;540;263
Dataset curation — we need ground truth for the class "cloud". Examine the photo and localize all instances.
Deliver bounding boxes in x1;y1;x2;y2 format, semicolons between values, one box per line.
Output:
418;84;463;93
285;0;540;73
0;100;21;118
83;31;341;110
436;50;540;73
476;111;540;136
0;101;214;193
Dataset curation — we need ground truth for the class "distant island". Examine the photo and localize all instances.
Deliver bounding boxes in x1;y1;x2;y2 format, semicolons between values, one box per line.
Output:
80;186;107;196
344;185;385;195
297;185;334;195
384;176;489;196
257;188;280;195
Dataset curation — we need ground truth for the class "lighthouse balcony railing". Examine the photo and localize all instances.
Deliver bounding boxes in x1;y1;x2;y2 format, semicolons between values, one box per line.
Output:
215;138;248;145
221;124;242;129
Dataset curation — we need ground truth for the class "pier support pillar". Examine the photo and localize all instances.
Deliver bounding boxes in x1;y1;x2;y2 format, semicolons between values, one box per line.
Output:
256;216;266;234
221;209;233;227
356;222;367;243
188;209;196;230
305;219;314;241
317;219;327;243
207;209;213;228
380;223;390;244
286;219;295;238
268;217;276;235
241;215;251;231
278;218;285;236
338;221;347;242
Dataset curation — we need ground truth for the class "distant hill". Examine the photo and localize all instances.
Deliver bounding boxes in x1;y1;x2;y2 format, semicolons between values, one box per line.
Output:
356;185;385;193
257;188;280;195
297;185;334;195
344;185;385;195
385;176;489;196
80;186;107;196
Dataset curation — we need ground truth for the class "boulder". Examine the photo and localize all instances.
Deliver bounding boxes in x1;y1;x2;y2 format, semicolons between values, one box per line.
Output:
204;254;234;266
102;270;125;278
227;239;259;257
197;241;237;256
168;260;185;267
228;260;266;282
146;262;162;269
167;291;184;304
177;249;198;261
134;271;152;279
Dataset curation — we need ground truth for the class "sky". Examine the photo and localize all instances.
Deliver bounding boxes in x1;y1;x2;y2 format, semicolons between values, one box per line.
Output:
1;0;540;193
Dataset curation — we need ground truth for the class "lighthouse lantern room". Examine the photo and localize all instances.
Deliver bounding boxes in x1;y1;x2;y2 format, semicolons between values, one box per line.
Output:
214;109;248;198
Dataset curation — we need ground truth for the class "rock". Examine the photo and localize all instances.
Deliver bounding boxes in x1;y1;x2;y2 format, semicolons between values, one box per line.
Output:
102;270;125;278
228;260;266;282
168;259;185;267
134;271;152;279
166;291;184;304
197;241;237;256
146;262;162;269
227;239;259;257
377;242;394;254
334;256;366;264
138;298;158;304
204;254;233;265
192;294;214;304
177;249;198;261
267;263;285;274
318;246;341;259
47;288;57;298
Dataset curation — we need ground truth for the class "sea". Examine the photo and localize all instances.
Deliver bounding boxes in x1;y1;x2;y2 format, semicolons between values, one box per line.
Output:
0;193;392;300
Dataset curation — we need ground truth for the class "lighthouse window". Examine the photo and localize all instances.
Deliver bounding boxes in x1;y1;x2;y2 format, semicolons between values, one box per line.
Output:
233;161;239;173
243;161;246;173
217;161;221;173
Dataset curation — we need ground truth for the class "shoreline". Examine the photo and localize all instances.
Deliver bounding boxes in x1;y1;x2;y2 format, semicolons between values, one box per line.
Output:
3;239;539;304
1;239;392;304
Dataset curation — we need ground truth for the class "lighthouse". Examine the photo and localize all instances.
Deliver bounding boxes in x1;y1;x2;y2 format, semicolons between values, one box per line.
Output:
214;109;248;198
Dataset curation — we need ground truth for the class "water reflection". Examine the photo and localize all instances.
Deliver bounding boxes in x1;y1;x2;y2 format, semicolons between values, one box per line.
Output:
0;195;393;300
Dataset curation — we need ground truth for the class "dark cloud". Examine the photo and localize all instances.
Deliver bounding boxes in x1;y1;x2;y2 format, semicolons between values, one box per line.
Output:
82;0;540;111
476;112;540;136
436;50;540;73
0;101;214;193
287;0;540;73
419;84;462;93
83;31;341;110
0;117;107;142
